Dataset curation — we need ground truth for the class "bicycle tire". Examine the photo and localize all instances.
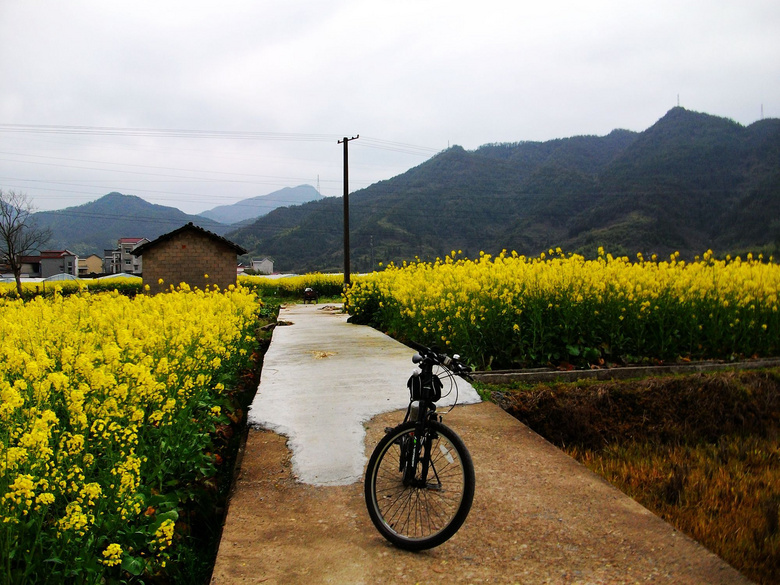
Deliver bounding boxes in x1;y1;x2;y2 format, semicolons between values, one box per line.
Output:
364;420;475;550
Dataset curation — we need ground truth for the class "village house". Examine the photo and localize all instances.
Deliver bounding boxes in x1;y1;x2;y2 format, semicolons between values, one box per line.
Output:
78;254;104;276
39;250;79;278
252;257;274;274
104;237;149;274
18;255;42;277
132;223;246;294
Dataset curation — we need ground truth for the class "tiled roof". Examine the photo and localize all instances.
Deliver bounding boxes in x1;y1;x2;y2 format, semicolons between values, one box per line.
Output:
40;250;76;258
132;223;247;256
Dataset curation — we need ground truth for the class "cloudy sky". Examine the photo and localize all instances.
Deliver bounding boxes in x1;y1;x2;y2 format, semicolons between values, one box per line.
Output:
1;0;778;215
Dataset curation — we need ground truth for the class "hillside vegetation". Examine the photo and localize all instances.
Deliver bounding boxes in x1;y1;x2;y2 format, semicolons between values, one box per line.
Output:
31;185;323;256
33;192;230;256
230;108;780;272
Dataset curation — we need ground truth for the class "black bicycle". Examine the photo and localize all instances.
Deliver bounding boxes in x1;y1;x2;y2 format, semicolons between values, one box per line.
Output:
364;342;475;551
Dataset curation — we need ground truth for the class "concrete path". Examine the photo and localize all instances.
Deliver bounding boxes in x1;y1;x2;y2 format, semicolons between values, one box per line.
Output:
247;304;481;486
212;303;752;584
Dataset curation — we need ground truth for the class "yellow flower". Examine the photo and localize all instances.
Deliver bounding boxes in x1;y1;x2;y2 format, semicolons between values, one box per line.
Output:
101;543;123;567
154;518;176;550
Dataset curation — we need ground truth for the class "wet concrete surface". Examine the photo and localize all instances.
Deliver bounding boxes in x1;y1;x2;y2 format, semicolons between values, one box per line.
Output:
247;304;480;486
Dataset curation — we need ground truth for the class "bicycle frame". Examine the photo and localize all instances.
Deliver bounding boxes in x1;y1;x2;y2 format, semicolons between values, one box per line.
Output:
364;341;475;550
402;360;442;488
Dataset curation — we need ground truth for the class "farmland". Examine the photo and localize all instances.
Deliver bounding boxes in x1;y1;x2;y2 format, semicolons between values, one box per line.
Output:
344;249;780;370
488;370;779;584
2;250;779;583
342;250;780;582
0;284;261;584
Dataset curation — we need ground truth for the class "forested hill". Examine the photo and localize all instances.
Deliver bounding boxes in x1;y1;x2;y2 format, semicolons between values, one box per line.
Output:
33;192;230;255
228;108;780;273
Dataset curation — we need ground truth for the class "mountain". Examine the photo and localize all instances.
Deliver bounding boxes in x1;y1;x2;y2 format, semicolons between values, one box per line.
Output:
228;108;780;272
198;184;323;225
33;192;230;255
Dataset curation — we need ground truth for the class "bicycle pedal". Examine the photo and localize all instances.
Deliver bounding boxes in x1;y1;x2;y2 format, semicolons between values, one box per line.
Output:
425;483;443;491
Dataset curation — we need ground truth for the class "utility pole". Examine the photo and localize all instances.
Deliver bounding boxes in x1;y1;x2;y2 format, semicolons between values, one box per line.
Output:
339;135;359;287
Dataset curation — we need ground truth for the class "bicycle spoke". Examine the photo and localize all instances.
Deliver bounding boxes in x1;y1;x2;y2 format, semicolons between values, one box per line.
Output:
366;421;474;549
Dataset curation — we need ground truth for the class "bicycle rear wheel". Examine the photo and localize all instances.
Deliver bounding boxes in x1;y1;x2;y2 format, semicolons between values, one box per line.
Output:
364;420;475;550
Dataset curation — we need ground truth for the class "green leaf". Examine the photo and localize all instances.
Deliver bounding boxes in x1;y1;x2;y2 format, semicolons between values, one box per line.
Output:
121;555;146;576
150;509;180;531
157;510;179;523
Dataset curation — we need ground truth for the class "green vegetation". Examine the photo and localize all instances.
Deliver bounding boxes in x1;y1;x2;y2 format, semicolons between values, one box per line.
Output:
0;278;144;300
33;192;229;255
239;273;345;300
486;369;780;585
343;251;780;371
229;108;780;273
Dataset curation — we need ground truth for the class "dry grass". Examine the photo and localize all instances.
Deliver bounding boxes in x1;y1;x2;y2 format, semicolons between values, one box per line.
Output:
570;438;779;584
491;368;780;585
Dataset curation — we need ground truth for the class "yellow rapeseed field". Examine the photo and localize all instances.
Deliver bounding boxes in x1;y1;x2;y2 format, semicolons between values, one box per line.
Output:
0;284;260;584
344;249;780;369
239;273;344;299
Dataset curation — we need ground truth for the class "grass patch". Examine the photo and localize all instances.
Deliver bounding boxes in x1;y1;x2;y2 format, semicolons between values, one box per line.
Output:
485;368;780;585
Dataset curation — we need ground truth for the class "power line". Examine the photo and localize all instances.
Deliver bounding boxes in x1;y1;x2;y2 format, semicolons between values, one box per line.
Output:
0;125;443;156
0;128;440;205
0;124;339;142
0;150;328;181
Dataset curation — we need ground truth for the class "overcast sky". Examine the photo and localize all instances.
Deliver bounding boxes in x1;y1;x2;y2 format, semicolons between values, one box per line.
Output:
1;0;778;215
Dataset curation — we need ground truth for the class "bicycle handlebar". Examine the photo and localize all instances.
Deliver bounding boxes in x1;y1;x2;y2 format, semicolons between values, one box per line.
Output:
408;340;472;378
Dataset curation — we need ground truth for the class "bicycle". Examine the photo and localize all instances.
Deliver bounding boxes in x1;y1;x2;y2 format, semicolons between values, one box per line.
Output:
364;341;475;550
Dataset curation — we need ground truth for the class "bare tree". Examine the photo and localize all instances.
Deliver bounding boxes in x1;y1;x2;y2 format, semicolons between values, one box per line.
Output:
0;190;52;296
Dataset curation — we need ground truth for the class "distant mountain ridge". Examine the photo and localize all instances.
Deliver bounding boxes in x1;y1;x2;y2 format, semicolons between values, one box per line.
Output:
32;185;322;256
30;108;780;269
198;184;323;225
33;192;231;255
227;108;780;272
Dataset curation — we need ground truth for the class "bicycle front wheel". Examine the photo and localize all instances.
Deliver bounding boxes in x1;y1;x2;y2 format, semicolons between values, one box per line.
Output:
364;420;475;551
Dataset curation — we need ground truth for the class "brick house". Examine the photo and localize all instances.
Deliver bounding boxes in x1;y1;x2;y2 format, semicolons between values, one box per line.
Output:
131;223;247;294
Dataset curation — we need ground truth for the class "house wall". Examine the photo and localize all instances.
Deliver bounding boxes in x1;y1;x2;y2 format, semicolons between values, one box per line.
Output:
120;243;143;274
141;230;239;294
252;258;274;274
40;255;77;278
104;249;122;274
20;261;41;277
79;255;104;276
